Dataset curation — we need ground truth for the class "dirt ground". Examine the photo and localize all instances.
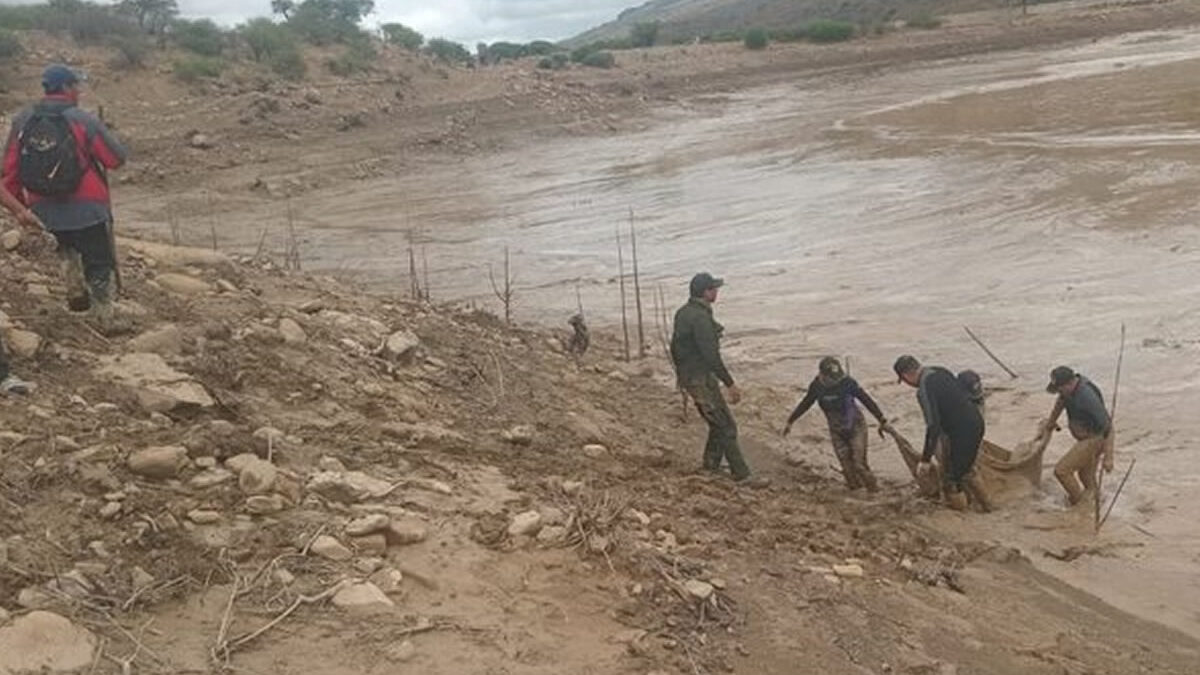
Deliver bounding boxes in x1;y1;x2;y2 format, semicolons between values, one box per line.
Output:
4;0;1200;673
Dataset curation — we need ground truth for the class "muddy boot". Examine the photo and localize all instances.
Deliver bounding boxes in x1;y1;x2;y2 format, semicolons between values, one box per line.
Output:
966;473;993;513
58;248;89;312
945;488;969;512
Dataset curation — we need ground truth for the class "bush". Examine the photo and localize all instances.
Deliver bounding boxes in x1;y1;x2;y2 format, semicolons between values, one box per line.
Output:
526;40;556;56
172;18;226;56
905;12;943;29
630;21;659;48
0;29;22;60
743;27;768;50
173;55;223;82
580;50;615;69
326;38;374;75
268;44;306;79
805;19;855;44
380;22;422;50
536;53;568;70
424;37;471;64
109;34;150;69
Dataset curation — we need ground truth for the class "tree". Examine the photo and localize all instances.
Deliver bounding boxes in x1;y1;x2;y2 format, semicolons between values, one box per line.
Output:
424;37;471;64
171;18;226;56
380;22;421;50
630;21;659;48
271;0;295;19
287;0;374;44
118;0;177;32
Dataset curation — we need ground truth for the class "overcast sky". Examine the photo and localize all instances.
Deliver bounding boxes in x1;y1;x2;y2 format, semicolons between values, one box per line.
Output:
174;0;635;44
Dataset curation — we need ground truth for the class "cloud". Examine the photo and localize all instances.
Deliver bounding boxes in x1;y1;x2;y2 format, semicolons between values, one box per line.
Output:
175;0;635;44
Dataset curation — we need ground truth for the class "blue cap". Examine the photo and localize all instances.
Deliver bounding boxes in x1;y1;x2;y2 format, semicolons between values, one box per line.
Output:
42;64;81;93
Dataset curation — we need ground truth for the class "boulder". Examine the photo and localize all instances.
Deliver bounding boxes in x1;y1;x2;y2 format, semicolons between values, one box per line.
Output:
346;514;391;536
278;318;307;345
245;495;285;515
331;581;394;611
155;272;211;296
309;535;353;562
97;353;214;413
0;611;98;674
501;425;536;446
126;324;183;356
238;458;278;495
383;329;420;361
306;471;392;504
0;229;20;251
127;445;188;479
384;519;428;546
5;329;41;359
508;511;543;537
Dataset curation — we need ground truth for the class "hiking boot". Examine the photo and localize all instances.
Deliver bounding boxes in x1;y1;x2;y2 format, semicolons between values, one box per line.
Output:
67;294;91;312
945;489;969;512
0;375;35;396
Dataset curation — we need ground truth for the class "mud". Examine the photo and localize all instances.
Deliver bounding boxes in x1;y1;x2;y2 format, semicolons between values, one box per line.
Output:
109;25;1200;641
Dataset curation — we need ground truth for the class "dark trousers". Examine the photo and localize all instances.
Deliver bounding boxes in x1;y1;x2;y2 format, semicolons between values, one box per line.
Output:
943;418;985;490
53;222;114;302
685;375;751;481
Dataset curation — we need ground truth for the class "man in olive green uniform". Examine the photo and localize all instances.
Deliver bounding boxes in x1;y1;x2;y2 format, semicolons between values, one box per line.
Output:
671;273;750;481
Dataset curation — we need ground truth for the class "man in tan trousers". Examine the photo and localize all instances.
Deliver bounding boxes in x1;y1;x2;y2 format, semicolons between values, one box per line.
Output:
1043;366;1114;505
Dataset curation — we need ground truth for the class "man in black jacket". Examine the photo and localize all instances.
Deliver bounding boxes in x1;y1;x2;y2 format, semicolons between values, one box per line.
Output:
783;357;891;491
895;355;989;511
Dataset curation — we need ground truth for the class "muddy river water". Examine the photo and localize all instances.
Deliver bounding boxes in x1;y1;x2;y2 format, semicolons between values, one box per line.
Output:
140;28;1200;639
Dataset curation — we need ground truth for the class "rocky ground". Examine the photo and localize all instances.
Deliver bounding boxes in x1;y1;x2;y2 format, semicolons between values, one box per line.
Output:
1;225;1198;674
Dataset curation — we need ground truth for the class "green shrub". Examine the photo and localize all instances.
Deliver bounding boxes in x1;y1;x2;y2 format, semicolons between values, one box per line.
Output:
805;19;855;43
580;50;615;69
326;37;374;75
743;27;768;50
526;40;556;56
630;21;659;48
424;37;471;64
173;55;223;82
109;34;150;69
0;29;22;60
905;12;943;29
537;53;568;70
268;44;306;79
380;22;422;50
172;18;226;56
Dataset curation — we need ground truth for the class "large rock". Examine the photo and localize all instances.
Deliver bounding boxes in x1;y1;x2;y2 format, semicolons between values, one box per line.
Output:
508;511;543;537
0;611;98;674
383;329;419;361
0;229;20;251
384;519;428;546
155;272;211;296
278;318;307;345
346;514;391;536
5;329;41;359
306;471;392;504
126;324;183;356
97;353;214;413
309;535;353;561
128;446;188;479
331;581;394;610
238;458;278;495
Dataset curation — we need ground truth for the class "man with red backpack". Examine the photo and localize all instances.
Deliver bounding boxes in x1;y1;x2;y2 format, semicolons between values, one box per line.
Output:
2;64;128;332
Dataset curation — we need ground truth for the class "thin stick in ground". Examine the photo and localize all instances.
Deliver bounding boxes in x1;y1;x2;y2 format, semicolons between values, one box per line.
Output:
963;325;1019;379
630;208;646;359
616;224;630;361
488;247;515;324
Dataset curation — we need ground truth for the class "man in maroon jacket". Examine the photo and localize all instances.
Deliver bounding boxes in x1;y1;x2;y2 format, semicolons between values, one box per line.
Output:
3;64;128;331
